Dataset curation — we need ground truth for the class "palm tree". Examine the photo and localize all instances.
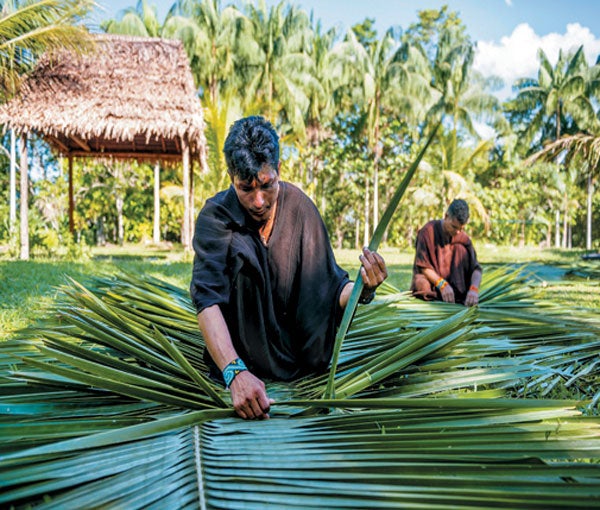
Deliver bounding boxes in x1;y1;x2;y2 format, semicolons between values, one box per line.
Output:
427;27;501;172
240;0;317;138
166;0;247;105
332;27;431;244
508;46;596;150
101;0;163;37
527;132;600;250
294;21;338;202
407;132;491;238
506;46;597;247
0;0;92;100
0;0;93;259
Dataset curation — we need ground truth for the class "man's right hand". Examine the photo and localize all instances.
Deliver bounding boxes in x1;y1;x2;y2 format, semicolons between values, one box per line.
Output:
440;283;455;303
229;371;274;419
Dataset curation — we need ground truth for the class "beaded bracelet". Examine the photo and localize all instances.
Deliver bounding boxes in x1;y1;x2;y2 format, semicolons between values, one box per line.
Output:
469;285;479;293
222;358;248;388
435;278;447;290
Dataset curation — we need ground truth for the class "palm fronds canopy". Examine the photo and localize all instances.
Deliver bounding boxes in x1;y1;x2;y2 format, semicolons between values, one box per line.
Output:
0;34;207;163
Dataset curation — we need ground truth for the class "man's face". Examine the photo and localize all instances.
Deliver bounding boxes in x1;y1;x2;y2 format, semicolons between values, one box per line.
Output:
443;214;466;237
231;165;280;224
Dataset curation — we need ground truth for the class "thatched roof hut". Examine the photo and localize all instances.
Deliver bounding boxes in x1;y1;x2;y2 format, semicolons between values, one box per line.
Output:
0;34;206;162
0;34;207;255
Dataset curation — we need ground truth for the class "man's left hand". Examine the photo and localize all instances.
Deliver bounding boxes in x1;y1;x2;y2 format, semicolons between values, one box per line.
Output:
465;289;479;307
359;247;388;291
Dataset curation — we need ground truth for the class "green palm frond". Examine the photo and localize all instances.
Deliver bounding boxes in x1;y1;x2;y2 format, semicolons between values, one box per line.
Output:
2;263;600;507
2;398;599;508
0;0;93;100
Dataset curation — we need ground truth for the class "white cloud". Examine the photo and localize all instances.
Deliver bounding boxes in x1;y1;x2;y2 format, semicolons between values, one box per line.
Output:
504;0;513;6
474;22;600;99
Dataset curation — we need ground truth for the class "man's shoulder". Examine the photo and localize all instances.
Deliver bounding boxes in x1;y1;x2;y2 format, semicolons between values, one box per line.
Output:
419;220;439;235
280;182;319;214
281;181;309;201
453;231;473;246
196;187;244;230
204;187;235;209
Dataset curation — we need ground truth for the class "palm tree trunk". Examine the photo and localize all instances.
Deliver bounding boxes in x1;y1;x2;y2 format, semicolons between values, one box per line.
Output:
586;172;593;250
190;155;195;239
562;199;568;249
9;129;17;234
555;210;560;247
19;134;29;260
373;160;379;233
153;162;160;244
363;178;370;247
116;193;124;246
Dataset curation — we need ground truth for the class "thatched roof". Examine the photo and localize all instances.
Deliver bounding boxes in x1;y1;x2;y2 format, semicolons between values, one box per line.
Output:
0;34;206;162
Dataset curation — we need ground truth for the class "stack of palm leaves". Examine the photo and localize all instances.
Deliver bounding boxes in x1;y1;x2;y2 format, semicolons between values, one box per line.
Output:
1;265;600;508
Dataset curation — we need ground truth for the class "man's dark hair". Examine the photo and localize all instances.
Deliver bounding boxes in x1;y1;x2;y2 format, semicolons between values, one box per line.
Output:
223;116;280;181
447;199;470;224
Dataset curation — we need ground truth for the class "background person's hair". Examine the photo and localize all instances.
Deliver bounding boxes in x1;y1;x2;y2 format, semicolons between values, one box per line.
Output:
447;199;470;224
223;116;280;181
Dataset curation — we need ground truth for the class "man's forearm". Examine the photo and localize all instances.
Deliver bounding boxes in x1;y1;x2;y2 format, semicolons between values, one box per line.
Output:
422;267;441;285
470;269;482;289
197;305;238;370
339;281;354;309
197;304;272;420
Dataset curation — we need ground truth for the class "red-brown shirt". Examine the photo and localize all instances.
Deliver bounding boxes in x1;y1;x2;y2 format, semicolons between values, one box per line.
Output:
411;219;481;302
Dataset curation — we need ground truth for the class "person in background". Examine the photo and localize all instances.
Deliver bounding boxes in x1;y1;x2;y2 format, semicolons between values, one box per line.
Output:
410;199;482;306
190;116;388;420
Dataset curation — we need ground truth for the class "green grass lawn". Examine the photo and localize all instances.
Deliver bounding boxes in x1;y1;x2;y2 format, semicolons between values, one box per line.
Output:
1;243;599;340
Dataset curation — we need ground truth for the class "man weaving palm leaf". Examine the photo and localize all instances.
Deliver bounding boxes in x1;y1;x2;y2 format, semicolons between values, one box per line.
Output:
191;116;388;420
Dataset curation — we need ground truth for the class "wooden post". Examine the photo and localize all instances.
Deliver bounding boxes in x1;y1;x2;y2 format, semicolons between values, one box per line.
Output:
182;137;191;250
68;155;74;236
153;161;161;244
19;133;29;260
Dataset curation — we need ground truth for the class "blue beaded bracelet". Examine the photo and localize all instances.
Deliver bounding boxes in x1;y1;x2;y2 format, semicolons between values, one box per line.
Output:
222;358;248;388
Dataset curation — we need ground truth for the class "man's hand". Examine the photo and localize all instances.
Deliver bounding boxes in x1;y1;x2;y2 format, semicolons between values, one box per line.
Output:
465;289;479;307
229;370;274;420
440;283;455;303
359;247;388;292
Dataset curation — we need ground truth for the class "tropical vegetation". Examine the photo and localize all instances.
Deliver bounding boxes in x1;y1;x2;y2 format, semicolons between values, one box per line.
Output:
1;0;599;252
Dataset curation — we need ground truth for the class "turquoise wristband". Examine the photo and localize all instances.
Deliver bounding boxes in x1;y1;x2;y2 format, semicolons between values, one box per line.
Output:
222;358;248;388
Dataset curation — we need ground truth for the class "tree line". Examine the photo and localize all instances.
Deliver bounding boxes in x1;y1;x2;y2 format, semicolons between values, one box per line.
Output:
1;0;599;254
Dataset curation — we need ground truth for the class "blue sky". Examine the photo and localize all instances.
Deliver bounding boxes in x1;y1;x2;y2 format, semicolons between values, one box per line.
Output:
95;0;600;41
94;0;600;97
